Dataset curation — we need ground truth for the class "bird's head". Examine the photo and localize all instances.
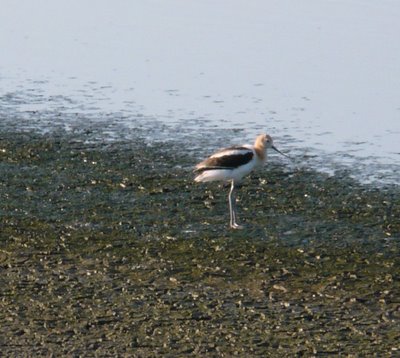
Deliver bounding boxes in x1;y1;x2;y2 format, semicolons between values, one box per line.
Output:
262;134;274;148
257;133;290;158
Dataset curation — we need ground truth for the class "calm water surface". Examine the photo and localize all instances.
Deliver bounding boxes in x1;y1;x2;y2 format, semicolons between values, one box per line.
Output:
1;0;399;185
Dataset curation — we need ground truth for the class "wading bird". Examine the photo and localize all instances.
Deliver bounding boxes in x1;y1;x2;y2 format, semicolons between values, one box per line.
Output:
194;134;289;229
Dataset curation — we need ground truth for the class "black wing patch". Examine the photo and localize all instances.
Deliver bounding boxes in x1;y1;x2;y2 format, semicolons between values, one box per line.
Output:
195;148;253;173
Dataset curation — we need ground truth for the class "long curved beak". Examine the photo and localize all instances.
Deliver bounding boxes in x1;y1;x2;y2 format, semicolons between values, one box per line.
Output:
271;145;290;159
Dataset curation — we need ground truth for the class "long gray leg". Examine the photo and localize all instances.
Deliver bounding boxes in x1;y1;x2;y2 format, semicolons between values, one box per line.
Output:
228;180;243;229
228;180;235;227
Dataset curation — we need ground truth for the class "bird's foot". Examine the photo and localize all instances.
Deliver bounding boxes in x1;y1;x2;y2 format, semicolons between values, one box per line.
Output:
230;222;245;230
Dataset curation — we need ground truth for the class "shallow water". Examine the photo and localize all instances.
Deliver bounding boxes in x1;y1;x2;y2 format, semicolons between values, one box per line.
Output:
1;0;400;185
1;3;400;353
1;84;399;187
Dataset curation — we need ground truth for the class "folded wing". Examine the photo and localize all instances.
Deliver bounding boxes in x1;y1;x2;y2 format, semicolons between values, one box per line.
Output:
195;146;254;173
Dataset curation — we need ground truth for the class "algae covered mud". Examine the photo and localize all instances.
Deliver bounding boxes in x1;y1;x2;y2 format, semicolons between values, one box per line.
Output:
0;122;399;356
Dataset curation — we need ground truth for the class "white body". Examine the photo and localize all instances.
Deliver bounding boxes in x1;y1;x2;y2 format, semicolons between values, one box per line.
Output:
194;133;283;229
194;144;265;183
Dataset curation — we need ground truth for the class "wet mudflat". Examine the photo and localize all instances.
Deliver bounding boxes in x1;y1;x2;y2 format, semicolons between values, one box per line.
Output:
0;127;399;357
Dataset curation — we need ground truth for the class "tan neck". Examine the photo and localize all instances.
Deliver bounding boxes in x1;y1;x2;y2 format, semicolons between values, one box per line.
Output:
254;136;266;162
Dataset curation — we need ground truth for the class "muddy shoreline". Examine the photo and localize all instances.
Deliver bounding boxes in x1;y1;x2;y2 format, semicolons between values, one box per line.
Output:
0;126;399;356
